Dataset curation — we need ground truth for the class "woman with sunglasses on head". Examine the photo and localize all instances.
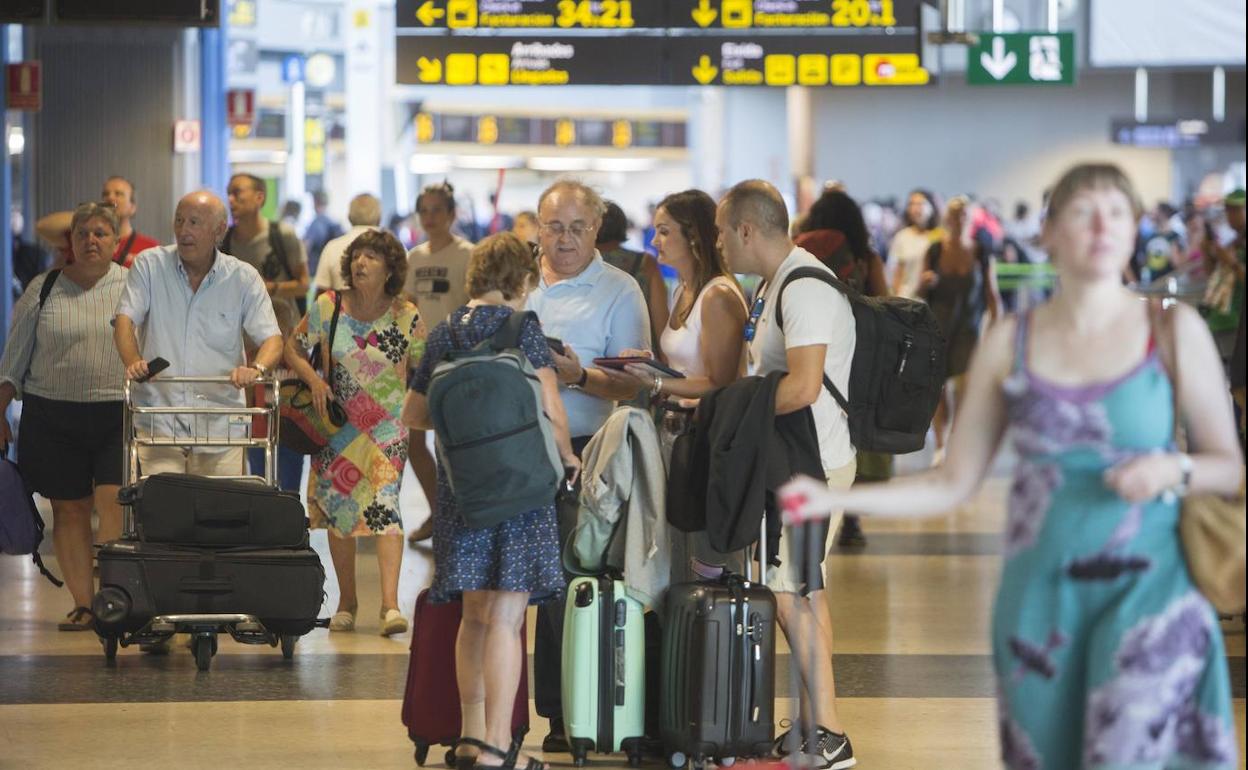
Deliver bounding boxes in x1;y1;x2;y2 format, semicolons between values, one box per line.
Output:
601;189;749;579
782;164;1243;769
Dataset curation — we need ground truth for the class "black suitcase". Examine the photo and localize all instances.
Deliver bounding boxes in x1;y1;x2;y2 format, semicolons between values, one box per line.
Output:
93;540;325;667
120;473;308;548
660;573;777;767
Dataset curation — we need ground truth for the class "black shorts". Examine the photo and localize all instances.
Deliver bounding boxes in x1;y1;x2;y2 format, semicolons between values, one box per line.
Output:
17;394;124;500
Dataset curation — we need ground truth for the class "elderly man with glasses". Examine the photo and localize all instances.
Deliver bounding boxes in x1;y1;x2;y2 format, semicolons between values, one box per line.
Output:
522;179;649;755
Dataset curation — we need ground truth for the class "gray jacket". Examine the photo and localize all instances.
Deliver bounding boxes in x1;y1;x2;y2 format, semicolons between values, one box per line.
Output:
564;406;670;609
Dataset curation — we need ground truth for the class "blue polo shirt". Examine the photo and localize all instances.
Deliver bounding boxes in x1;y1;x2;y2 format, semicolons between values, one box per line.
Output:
115;245;281;442
526;253;648;438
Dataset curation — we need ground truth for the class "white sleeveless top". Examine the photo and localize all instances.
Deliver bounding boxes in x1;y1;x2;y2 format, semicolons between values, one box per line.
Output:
661;276;747;377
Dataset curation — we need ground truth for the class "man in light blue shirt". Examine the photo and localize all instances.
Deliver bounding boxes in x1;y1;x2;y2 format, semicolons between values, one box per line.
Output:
114;190;282;477
524;179;648;751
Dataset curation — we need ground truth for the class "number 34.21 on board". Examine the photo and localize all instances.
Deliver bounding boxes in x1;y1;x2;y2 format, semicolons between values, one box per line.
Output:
556;0;635;28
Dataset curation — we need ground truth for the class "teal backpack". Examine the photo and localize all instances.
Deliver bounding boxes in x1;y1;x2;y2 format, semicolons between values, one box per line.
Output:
428;310;562;528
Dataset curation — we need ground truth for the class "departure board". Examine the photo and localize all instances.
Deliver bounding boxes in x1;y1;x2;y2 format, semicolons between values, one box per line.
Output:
395;0;929;86
397;0;918;32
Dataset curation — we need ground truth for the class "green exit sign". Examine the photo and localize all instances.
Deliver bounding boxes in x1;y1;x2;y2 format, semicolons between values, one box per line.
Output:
967;32;1075;86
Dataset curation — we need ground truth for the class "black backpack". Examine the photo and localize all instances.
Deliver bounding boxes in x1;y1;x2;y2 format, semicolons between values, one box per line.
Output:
224;221;306;316
774;266;946;454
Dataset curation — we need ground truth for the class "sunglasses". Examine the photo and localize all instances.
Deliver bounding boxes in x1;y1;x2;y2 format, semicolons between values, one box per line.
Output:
744;293;766;342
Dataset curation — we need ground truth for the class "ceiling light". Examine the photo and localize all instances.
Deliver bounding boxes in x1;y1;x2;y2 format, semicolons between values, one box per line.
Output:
409;154;453;174
453;155;524;170
528;157;592;172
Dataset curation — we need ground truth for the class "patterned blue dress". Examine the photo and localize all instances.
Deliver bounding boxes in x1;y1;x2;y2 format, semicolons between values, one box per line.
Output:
408;305;564;604
995;313;1238;769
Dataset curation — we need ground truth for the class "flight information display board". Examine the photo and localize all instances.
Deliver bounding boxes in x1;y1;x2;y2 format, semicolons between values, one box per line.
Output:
396;0;918;32
398;33;924;86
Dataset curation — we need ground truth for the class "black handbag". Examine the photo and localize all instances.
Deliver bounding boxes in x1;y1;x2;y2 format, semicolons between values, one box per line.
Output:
279;292;347;455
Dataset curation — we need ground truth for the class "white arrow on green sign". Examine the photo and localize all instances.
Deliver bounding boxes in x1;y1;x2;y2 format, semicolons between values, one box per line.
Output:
967;32;1075;86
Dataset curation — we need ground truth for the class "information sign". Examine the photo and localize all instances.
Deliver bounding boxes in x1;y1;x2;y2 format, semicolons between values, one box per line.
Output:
966;32;1075;86
396;0;917;32
669;37;927;86
398;36;665;85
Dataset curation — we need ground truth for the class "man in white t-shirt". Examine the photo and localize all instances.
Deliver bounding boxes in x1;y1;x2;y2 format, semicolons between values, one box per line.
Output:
314;193;381;295
403;181;474;328
716;179;858;769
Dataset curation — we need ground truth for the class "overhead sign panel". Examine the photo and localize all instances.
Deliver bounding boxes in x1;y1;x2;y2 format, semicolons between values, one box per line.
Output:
966;32;1075;86
397;36;667;85
670;37;926;86
397;0;918;31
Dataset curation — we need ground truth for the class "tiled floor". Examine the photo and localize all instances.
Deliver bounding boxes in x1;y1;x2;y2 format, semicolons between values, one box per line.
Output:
1;459;1244;769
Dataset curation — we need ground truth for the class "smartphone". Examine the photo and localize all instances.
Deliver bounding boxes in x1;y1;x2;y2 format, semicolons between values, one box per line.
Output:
545;336;566;356
135;357;170;383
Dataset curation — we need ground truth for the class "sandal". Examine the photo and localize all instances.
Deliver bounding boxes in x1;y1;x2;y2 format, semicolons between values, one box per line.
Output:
452;740;479;770
58;606;95;632
380;608;408;636
329;609;356;632
460;737;547;770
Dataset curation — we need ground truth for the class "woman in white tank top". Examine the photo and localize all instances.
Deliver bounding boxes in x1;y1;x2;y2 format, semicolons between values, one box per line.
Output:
610;189;748;398
604;189;749;581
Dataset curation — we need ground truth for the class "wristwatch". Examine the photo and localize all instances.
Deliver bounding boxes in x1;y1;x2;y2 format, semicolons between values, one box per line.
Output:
251;362;269;376
567;368;588;390
1174;452;1193;497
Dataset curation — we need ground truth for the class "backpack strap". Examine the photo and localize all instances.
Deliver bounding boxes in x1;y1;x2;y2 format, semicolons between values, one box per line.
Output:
222;225;234;255
490;309;536;351
114;231;139;265
268;220;292;279
38;269;62;311
773;267;850;413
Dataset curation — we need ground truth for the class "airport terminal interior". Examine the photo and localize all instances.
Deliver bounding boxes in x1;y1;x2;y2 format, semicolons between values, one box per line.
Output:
0;0;1245;768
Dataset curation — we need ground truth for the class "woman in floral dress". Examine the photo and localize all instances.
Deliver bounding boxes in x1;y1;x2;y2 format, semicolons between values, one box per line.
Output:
782;164;1243;768
285;229;426;637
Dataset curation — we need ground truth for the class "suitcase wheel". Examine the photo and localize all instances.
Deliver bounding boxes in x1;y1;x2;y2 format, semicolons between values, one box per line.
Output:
717;758;735;767
101;635;118;663
570;738;594;767
280;634;297;660
668;752;687;769
193;635;217;672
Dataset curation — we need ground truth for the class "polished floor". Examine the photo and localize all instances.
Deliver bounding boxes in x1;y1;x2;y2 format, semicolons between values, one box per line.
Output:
1;455;1244;769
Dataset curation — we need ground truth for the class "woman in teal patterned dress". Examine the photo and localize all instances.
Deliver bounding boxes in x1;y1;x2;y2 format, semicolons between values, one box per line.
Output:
781;164;1244;768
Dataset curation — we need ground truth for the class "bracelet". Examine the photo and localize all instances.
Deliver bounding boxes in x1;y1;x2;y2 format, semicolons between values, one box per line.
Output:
651;376;664;397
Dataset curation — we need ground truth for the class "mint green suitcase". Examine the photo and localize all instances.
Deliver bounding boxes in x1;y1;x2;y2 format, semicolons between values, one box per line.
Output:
561;576;646;766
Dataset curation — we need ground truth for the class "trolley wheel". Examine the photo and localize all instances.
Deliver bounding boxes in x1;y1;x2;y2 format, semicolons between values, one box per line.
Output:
193;635;214;671
412;741;429;766
668;752;687;769
719;758;736;767
102;636;118;662
628;752;643;767
280;634;297;660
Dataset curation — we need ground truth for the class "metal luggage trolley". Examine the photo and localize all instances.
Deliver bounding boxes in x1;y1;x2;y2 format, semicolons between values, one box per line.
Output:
94;374;309;668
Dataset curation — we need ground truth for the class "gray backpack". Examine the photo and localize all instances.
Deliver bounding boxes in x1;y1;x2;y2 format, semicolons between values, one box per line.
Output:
428;310;562;529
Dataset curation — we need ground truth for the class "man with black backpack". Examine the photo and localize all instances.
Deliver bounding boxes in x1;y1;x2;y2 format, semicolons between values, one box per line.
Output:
715;180;859;769
224;173;310;339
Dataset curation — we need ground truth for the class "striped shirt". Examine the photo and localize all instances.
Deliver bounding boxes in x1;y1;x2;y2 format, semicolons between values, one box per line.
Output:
0;265;128;402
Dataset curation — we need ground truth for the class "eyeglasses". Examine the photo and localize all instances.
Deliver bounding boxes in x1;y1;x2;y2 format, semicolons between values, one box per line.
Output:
743;293;766;342
540;222;595;240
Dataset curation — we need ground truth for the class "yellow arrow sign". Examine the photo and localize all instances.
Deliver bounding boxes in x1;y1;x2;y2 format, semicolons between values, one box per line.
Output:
691;0;717;27
416;0;445;26
692;55;718;85
417;56;443;83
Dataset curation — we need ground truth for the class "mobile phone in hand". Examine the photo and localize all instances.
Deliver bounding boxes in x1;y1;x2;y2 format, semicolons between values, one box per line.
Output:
135;357;170;383
546;336;566;356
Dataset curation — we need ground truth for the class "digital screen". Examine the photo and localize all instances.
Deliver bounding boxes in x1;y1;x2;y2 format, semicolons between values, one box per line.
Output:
55;0;219;25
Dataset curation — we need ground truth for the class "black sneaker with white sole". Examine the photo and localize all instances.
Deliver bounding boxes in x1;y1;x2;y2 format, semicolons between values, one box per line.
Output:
805;726;855;770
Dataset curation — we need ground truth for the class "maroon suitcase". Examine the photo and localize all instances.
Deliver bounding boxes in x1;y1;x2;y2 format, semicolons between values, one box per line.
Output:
401;589;531;766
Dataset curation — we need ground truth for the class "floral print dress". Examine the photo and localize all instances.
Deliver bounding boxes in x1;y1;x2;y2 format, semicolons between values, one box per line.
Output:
298;292;426;537
995;312;1237;769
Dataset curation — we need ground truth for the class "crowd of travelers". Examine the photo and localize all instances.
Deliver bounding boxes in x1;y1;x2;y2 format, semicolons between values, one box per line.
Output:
2;164;1244;770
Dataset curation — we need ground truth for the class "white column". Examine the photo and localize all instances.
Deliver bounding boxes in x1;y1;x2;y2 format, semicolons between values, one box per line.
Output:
345;0;383;197
786;86;814;198
286;80;306;202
